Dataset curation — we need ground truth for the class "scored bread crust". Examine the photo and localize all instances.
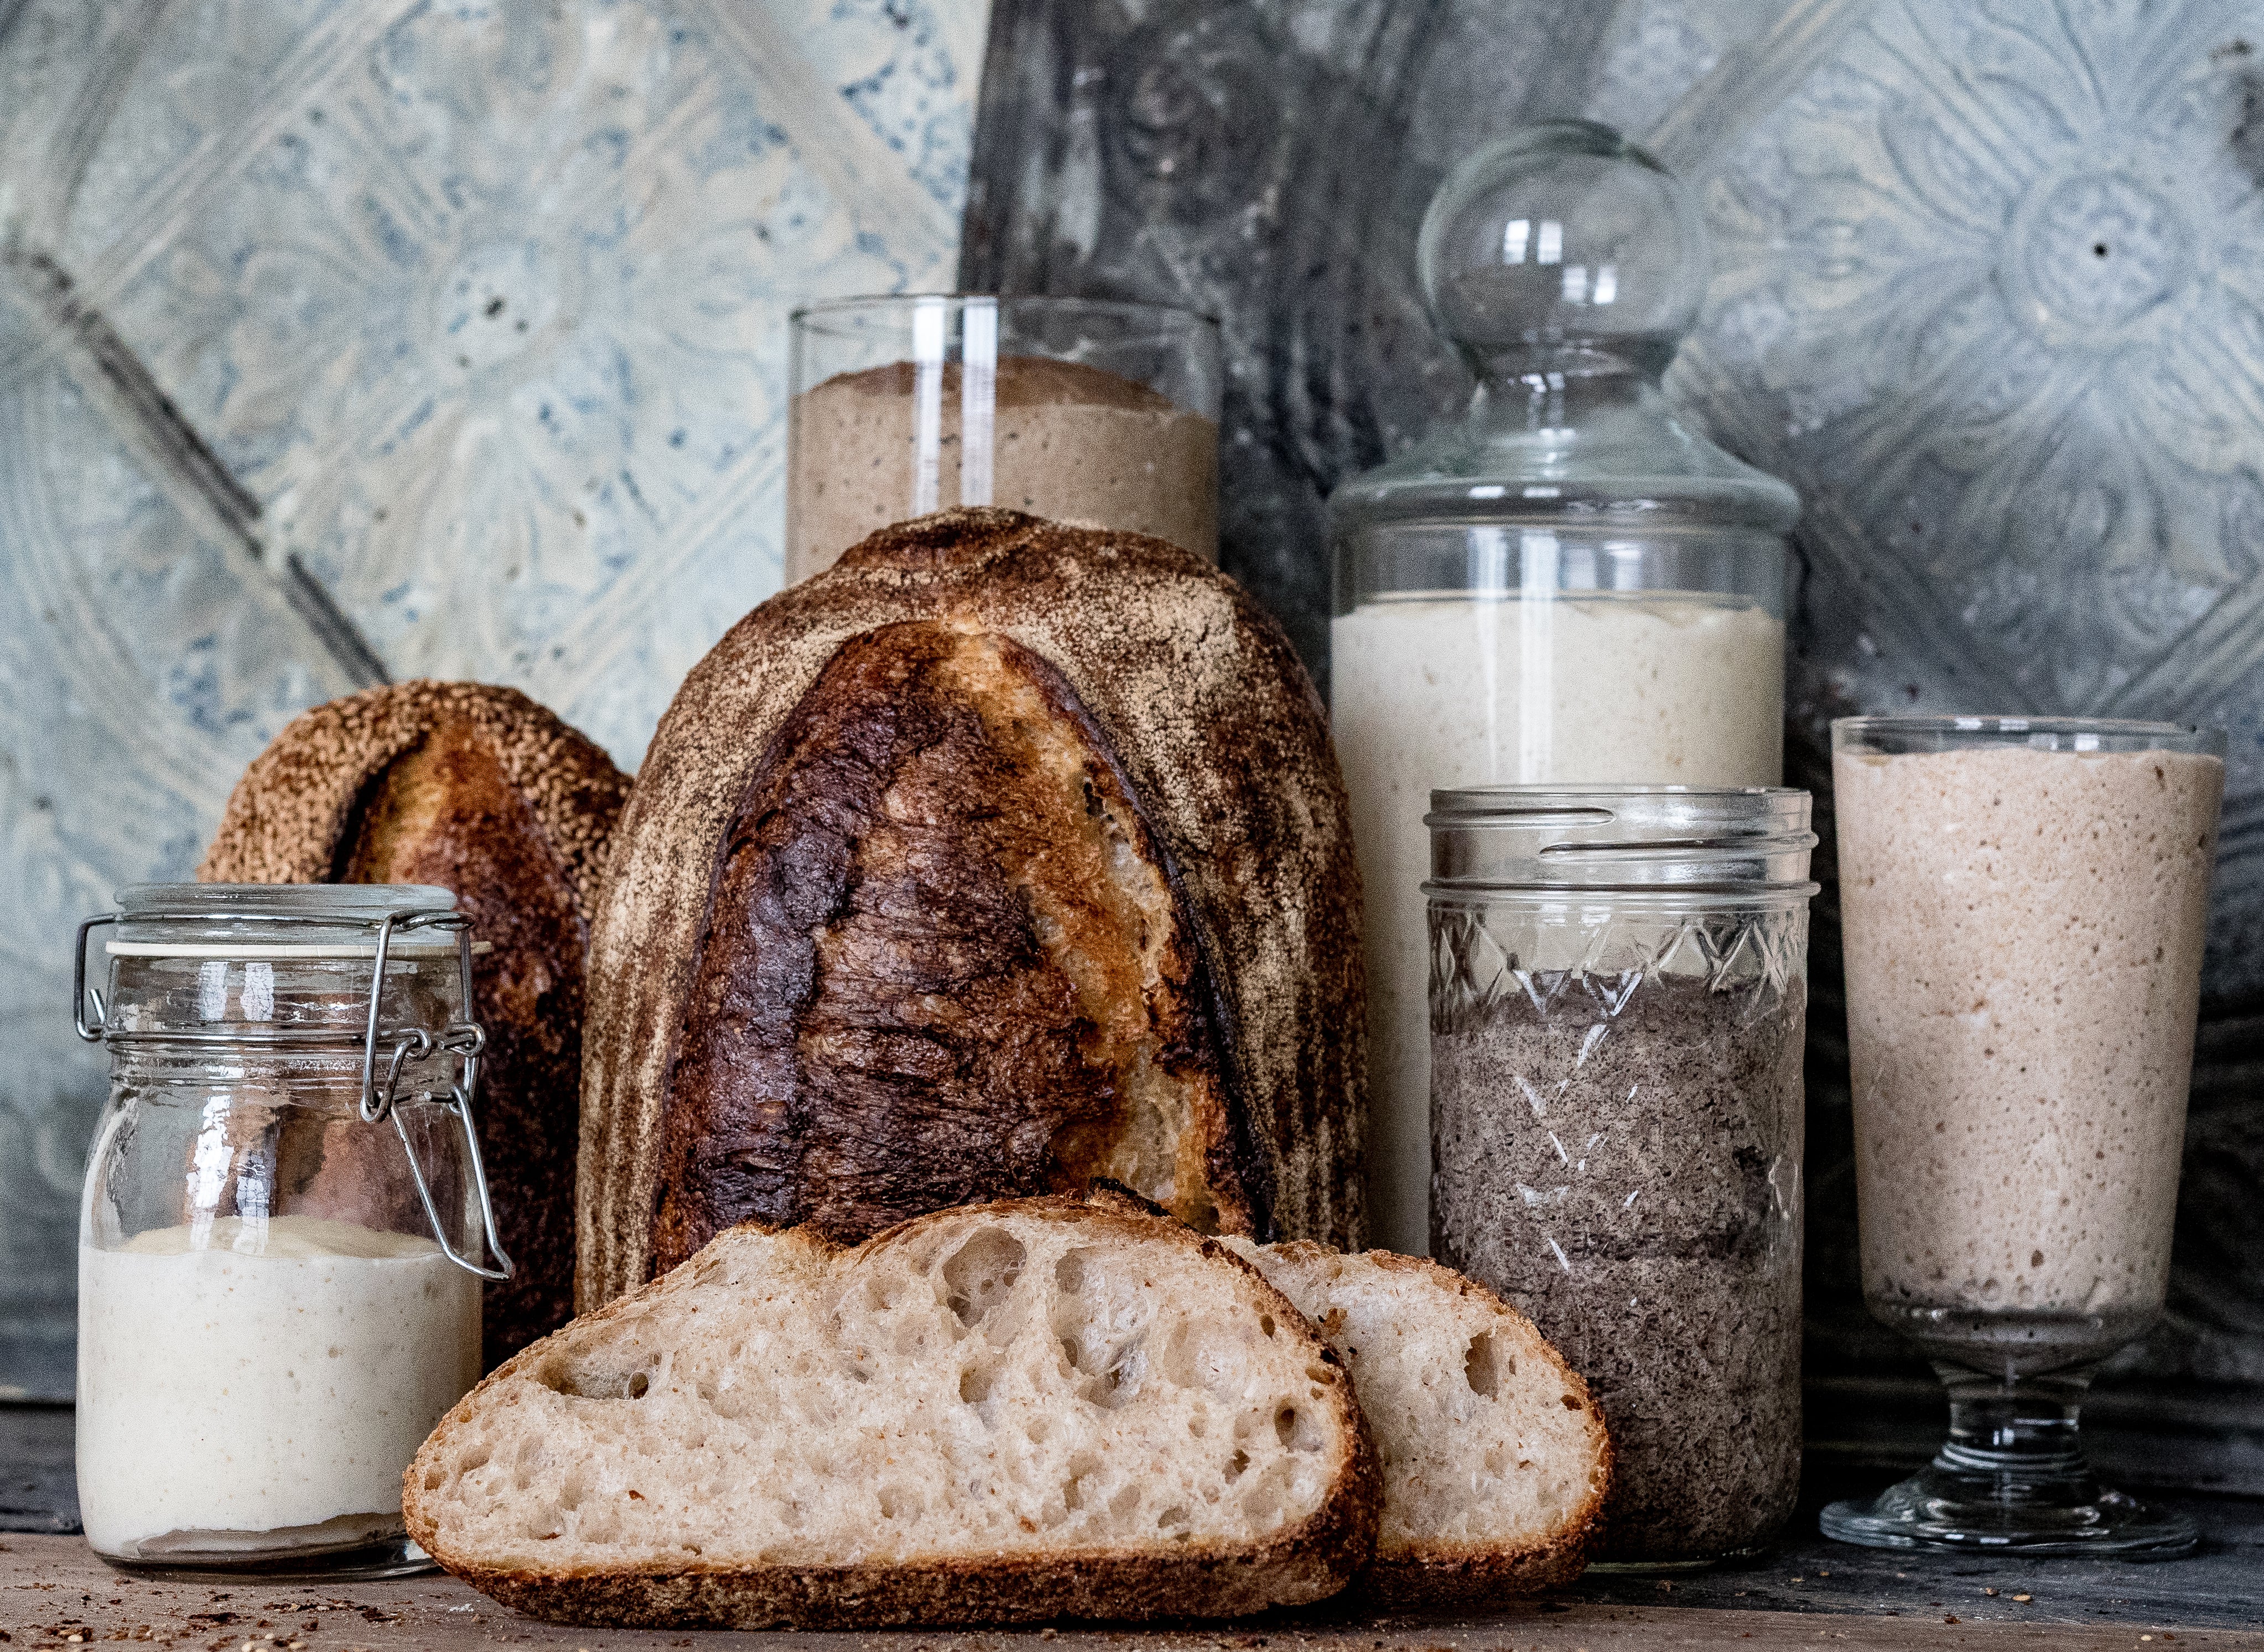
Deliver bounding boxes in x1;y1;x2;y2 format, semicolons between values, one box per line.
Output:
578;508;1368;1308
647;621;1251;1267
407;1187;1383;1630
1232;1241;1612;1608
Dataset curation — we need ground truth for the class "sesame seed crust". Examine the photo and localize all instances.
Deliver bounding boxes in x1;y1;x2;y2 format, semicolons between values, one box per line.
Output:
197;679;629;910
199;679;632;1360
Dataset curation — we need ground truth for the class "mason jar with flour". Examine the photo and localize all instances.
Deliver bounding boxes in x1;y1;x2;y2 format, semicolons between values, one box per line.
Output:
1426;786;1817;1564
1330;121;1799;1256
72;884;508;1576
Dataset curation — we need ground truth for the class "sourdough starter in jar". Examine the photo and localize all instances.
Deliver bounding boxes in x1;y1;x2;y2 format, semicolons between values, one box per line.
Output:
75;884;502;1573
1835;745;2223;1353
787;297;1222;581
1326;120;1798;1257
788;356;1218;577
77;1215;481;1559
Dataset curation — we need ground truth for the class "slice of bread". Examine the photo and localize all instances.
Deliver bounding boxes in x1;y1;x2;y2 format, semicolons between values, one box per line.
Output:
1223;1240;1611;1604
406;1189;1381;1629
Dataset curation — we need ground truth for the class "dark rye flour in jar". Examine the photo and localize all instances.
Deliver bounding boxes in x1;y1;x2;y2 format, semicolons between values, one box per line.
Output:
1425;788;1816;1564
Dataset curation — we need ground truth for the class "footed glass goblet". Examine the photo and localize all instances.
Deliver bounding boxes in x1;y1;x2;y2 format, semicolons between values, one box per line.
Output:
1819;715;2224;1557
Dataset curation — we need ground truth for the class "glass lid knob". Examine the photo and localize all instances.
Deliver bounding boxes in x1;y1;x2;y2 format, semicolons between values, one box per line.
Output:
1416;119;1709;381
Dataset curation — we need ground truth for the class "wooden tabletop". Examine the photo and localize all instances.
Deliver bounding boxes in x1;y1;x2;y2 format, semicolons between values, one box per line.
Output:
7;1401;2261;1651
3;1534;2258;1651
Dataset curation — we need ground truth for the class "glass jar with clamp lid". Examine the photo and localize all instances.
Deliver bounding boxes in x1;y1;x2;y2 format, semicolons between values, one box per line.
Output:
71;884;511;1576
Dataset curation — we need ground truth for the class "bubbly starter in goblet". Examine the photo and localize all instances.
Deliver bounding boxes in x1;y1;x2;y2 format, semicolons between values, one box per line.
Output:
1834;744;2222;1321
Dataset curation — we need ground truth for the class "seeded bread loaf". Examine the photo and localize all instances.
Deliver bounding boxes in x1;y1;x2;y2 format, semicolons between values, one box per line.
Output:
199;680;631;1364
1224;1240;1611;1604
578;508;1367;1308
405;1187;1382;1629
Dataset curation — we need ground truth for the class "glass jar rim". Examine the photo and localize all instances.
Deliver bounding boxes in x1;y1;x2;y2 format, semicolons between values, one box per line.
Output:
1425;785;1818;894
110;883;463;958
1427;782;1809;818
1423;884;1819;910
790;292;1224;335
1831;715;2225;756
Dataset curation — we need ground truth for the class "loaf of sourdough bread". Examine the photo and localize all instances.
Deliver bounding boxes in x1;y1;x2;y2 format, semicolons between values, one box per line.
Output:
578;508;1367;1308
1225;1240;1611;1603
199;681;630;1364
405;1187;1382;1629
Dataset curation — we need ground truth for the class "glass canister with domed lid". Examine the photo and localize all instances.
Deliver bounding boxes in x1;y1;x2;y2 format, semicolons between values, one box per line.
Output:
1329;120;1803;1259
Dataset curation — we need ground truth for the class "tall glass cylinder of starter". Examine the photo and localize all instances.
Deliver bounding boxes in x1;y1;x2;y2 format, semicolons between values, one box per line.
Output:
1330;121;1801;1256
787;295;1223;581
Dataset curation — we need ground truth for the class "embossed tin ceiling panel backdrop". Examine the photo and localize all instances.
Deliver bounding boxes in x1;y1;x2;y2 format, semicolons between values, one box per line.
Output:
0;0;982;1399
964;0;2264;1478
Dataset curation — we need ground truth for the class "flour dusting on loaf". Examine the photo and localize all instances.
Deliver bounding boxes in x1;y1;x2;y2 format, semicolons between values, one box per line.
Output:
199;681;624;905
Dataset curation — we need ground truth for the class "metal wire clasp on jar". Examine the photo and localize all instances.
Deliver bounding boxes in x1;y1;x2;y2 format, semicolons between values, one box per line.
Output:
1424;787;1818;1568
70;884;512;1578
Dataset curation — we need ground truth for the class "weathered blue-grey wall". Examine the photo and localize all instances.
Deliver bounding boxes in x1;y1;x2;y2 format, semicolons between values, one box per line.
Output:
0;0;986;1400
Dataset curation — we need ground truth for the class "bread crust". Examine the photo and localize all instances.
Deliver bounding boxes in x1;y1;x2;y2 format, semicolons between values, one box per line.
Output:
1239;1243;1613;1608
198;680;630;1363
198;680;624;905
407;1187;1383;1629
1356;1542;1593;1610
580;509;1367;1309
648;622;1244;1266
437;1544;1355;1630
